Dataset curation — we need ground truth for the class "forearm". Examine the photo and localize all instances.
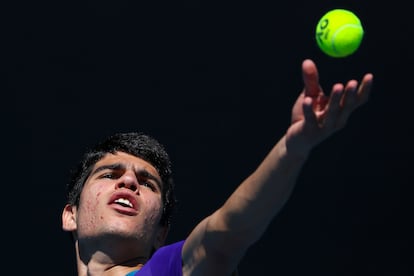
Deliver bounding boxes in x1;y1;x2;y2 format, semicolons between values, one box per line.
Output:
220;134;310;243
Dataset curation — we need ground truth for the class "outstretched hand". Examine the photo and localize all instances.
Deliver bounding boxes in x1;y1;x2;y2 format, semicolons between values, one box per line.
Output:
286;59;374;155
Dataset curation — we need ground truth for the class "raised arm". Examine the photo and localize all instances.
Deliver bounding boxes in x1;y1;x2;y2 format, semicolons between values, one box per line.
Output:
182;59;374;276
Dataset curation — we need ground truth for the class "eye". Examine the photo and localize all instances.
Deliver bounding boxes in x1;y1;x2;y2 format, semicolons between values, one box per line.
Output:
139;180;156;191
100;172;116;179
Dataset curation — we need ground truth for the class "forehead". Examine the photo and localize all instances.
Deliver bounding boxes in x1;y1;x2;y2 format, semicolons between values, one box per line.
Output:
94;151;160;177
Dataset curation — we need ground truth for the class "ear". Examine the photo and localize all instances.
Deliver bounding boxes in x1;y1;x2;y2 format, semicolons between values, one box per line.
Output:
154;225;169;250
62;204;78;231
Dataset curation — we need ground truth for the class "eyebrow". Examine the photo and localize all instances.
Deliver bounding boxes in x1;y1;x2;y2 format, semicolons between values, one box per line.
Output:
91;162;163;190
92;163;124;175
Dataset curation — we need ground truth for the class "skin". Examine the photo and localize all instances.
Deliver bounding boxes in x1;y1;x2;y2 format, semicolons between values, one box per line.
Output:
62;59;374;276
62;152;169;275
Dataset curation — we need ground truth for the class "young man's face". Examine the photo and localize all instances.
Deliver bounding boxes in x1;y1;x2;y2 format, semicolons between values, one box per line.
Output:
64;151;167;253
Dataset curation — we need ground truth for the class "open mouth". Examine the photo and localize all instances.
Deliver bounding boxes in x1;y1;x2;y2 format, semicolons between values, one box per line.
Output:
109;192;138;214
114;197;134;208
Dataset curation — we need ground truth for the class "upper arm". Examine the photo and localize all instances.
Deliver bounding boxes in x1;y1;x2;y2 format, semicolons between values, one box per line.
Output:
181;210;248;276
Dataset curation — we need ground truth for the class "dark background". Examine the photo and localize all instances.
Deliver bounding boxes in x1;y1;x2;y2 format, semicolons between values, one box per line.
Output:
4;0;412;275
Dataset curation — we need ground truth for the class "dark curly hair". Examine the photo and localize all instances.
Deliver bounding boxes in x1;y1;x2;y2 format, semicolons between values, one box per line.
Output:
66;132;177;227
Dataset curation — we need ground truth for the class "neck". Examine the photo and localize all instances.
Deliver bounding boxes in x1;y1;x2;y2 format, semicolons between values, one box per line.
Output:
74;239;149;276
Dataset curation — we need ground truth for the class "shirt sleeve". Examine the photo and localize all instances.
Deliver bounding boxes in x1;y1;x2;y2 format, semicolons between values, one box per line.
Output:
135;240;185;276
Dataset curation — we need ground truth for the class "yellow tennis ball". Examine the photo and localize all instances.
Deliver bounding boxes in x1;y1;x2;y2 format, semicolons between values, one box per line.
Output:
315;9;364;58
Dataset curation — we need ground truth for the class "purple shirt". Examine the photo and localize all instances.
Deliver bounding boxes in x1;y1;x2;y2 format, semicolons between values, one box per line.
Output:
133;240;185;276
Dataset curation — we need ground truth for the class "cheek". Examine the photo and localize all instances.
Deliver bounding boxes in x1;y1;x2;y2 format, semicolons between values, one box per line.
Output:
83;187;102;208
78;188;104;226
83;193;101;213
143;198;163;224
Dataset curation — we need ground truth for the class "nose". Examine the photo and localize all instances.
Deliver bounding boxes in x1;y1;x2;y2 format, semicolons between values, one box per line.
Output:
116;171;139;193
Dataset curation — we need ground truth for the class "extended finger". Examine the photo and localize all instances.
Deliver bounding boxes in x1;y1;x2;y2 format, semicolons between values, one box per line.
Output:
302;59;321;98
323;83;345;129
335;80;359;128
341;79;359;110
357;73;374;105
303;97;319;129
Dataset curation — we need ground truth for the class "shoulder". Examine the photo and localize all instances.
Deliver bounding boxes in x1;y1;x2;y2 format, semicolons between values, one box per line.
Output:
153;240;185;259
